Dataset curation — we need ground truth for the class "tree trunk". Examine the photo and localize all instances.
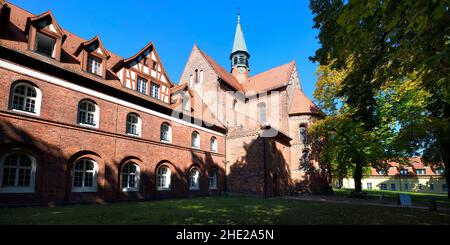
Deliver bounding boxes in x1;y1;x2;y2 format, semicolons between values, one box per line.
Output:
354;158;363;193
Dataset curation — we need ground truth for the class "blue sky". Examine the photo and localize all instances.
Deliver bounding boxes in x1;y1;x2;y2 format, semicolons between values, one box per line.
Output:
10;0;320;100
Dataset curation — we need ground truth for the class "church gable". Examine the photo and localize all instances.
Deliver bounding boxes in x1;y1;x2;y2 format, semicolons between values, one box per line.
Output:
113;42;173;104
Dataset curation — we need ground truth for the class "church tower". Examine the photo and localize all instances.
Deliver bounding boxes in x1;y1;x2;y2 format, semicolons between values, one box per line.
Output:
230;13;250;83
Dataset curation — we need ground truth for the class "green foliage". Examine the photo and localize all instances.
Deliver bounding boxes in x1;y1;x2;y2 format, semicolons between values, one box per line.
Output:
309;0;450;196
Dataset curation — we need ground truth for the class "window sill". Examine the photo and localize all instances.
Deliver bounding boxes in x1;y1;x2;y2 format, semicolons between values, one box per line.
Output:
11;109;40;117
78;123;99;129
0;188;35;193
126;133;141;138
122;188;139;192
189;187;200;191
157;188;171;191
72;188;97;193
161;140;172;144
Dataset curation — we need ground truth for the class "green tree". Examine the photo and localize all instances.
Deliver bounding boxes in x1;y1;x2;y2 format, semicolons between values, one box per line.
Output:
310;0;450;197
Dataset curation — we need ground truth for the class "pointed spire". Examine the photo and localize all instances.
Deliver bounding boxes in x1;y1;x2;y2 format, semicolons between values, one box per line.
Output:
231;12;248;55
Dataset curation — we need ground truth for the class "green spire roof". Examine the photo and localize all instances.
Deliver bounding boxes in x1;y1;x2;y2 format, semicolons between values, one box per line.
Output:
232;14;248;54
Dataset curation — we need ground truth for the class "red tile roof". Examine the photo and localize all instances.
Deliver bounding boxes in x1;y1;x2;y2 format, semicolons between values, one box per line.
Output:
0;3;173;109
370;157;443;176
243;61;295;92
289;88;322;115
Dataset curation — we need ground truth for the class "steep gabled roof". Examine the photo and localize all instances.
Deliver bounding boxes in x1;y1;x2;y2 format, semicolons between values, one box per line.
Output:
112;41;173;86
74;35;110;59
196;46;245;91
244;61;295;92
25;10;66;42
289;88;322;116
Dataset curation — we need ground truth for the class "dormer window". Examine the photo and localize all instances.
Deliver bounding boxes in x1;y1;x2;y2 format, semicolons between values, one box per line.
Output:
35;32;56;57
87;55;103;76
74;36;110;79
26;11;66;61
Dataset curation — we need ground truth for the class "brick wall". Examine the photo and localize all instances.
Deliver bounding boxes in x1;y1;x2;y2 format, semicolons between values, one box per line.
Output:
0;67;226;205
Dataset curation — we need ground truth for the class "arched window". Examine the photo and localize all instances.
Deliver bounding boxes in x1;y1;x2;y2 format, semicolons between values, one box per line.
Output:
210;137;218;153
299;125;308;144
122;162;140;192
156;165;171;191
160;123;172;143
126;113;141;136
192;131;200;149
257;102;267;123
0;152;36;193
10;82;42;115
209;169;217;190
72;158;98;192
78;100;99;127
189;167;200;190
233;56;238;66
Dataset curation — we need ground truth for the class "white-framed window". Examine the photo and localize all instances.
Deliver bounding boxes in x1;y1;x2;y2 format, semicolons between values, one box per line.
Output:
378;169;386;175
391;183;396;191
10;82;42;115
380;183;387;190
404;183;409;190
192;131;200;149
416;169;426;175
121;162;140;192
137;76;148;95
0;152;36;193
160;123;172;143
126;113;141;137
78;100;99;128
366;182;372;190
150;82;160;99
87;55;103;76
35;31;56;58
189;167;200;190
443;184;448;192
435;168;445;175
400;169;408;175
258;102;267;123
156;165;171;191
208;169;217;190
210;137;218;153
72;158;98;192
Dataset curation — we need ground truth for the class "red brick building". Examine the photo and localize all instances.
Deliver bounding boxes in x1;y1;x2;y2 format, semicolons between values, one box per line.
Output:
0;2;330;205
0;2;226;205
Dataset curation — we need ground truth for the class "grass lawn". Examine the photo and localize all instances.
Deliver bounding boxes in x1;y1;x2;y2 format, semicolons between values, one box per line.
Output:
333;188;450;205
1;196;450;225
